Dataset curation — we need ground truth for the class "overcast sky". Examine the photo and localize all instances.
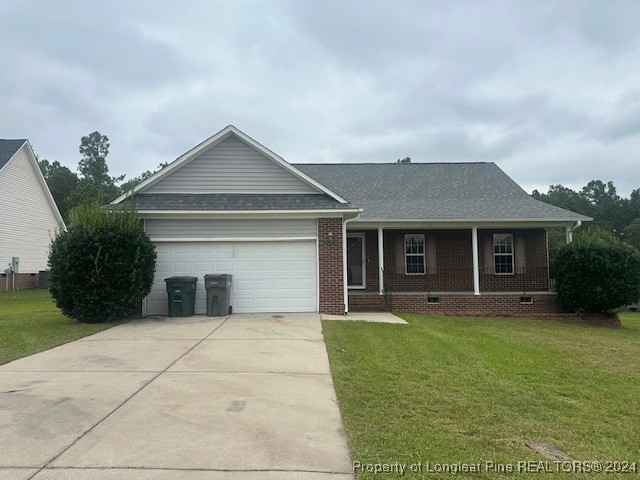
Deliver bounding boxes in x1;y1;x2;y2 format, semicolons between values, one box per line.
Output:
1;0;639;196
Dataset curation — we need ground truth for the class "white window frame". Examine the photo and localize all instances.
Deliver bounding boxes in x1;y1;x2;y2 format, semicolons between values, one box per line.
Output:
404;234;426;275
493;233;514;275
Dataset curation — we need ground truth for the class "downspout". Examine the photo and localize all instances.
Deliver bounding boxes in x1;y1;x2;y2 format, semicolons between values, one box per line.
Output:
565;221;582;244
343;216;358;315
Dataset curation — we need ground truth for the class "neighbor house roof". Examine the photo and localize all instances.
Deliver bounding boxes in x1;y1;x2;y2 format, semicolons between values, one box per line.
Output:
0;139;27;171
295;162;591;222
128;193;353;211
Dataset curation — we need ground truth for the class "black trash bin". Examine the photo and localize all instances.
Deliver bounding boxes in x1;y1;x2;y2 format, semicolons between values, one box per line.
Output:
204;274;233;316
165;276;197;317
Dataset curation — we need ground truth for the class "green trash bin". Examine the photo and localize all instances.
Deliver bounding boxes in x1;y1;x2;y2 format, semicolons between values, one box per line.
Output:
164;276;197;317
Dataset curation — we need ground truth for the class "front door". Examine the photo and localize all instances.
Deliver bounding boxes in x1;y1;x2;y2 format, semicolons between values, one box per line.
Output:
347;233;366;289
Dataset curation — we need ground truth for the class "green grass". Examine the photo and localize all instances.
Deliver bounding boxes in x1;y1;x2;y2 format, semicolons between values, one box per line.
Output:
0;289;116;365
323;313;640;479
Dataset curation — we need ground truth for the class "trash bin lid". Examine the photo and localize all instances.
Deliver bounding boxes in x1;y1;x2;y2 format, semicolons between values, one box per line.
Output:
204;274;233;279
164;276;198;283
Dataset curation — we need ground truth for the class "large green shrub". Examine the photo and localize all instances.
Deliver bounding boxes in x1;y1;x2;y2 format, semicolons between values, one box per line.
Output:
48;204;156;323
554;229;640;313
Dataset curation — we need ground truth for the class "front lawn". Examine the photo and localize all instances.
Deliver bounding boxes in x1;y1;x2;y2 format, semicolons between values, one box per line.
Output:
323;313;640;479
0;289;115;365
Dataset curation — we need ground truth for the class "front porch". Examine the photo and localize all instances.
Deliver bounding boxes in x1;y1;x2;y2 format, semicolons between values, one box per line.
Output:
345;226;559;316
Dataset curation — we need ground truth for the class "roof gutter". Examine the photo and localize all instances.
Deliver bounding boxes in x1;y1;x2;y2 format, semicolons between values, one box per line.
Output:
566;220;582;244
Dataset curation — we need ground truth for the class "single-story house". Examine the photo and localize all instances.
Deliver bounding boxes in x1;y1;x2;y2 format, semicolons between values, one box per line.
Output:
0;139;65;290
111;126;590;316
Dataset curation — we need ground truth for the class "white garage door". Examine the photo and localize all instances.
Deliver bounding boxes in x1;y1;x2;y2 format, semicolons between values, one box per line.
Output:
147;241;317;315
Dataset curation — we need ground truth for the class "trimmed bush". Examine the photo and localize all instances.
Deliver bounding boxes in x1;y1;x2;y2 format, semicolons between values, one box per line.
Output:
554;229;640;313
48;204;156;323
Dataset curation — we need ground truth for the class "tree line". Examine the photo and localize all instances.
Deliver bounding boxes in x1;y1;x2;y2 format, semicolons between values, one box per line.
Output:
38;131;166;220
532;181;640;250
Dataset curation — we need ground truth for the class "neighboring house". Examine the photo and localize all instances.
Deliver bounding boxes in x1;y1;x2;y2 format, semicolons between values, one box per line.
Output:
112;126;590;316
0;139;65;290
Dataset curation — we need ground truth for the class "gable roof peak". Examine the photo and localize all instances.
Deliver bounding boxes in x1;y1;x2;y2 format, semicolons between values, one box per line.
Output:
111;125;348;204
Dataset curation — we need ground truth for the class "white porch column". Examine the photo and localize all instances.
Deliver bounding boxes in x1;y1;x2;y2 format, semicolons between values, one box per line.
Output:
342;219;349;314
378;227;384;295
472;226;480;295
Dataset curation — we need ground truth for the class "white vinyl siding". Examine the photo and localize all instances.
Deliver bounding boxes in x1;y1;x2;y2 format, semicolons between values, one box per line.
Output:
146;135;319;194
148;241;317;314
145;218;317;240
0;145;61;272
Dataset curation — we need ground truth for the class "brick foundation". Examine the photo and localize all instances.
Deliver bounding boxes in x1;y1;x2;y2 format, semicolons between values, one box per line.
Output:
318;218;344;315
350;291;563;316
0;272;40;291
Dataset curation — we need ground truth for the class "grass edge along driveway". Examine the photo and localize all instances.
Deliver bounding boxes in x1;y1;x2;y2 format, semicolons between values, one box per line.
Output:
0;289;116;365
323;312;640;479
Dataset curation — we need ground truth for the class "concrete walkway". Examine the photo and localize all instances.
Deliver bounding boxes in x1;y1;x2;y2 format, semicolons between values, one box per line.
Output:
321;312;407;324
0;314;354;479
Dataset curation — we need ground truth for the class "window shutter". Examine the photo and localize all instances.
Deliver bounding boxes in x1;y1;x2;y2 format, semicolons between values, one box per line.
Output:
515;235;526;274
484;236;494;274
395;236;405;274
426;237;437;274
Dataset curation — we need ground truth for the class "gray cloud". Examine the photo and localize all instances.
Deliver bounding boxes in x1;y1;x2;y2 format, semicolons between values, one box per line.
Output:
0;0;638;196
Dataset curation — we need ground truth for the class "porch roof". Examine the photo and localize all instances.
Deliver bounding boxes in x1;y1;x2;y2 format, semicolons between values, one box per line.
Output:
296;163;591;223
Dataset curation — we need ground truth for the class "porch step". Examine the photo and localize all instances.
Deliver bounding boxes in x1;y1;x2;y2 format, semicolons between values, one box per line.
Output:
350;304;389;312
349;294;388;312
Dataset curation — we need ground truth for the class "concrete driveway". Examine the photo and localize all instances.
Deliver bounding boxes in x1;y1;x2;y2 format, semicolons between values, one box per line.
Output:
0;314;354;479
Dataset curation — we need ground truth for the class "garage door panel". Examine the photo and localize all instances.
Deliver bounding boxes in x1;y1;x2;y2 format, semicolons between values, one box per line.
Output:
173;244;193;254
155;244;171;254
173;262;192;273
194;262;213;272
234;279;254;292
213;243;233;255
195;244;213;254
148;240;317;315
256;261;274;271
275;279;294;290
295;278;315;290
155;262;170;274
256;279;274;291
295;260;315;272
235;261;253;273
214;261;233;271
276;261;294;271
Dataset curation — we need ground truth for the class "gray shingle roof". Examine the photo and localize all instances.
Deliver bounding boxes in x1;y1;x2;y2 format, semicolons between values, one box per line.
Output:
128;193;352;211
295;162;590;221
0;139;26;170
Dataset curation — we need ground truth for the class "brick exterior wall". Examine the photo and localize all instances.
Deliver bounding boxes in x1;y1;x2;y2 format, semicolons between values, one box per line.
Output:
346;227;557;316
349;228;549;294
0;272;40;291
318;218;344;315
478;229;549;292
350;292;562;316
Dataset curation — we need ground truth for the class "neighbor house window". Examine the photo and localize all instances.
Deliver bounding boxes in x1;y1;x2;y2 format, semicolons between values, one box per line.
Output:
405;234;425;275
493;234;514;274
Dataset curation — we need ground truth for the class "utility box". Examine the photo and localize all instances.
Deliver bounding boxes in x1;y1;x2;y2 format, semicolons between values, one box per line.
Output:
204;274;233;316
165;276;197;317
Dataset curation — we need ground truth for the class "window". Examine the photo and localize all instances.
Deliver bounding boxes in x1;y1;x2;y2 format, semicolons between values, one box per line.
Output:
493;234;514;274
405;234;425;274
